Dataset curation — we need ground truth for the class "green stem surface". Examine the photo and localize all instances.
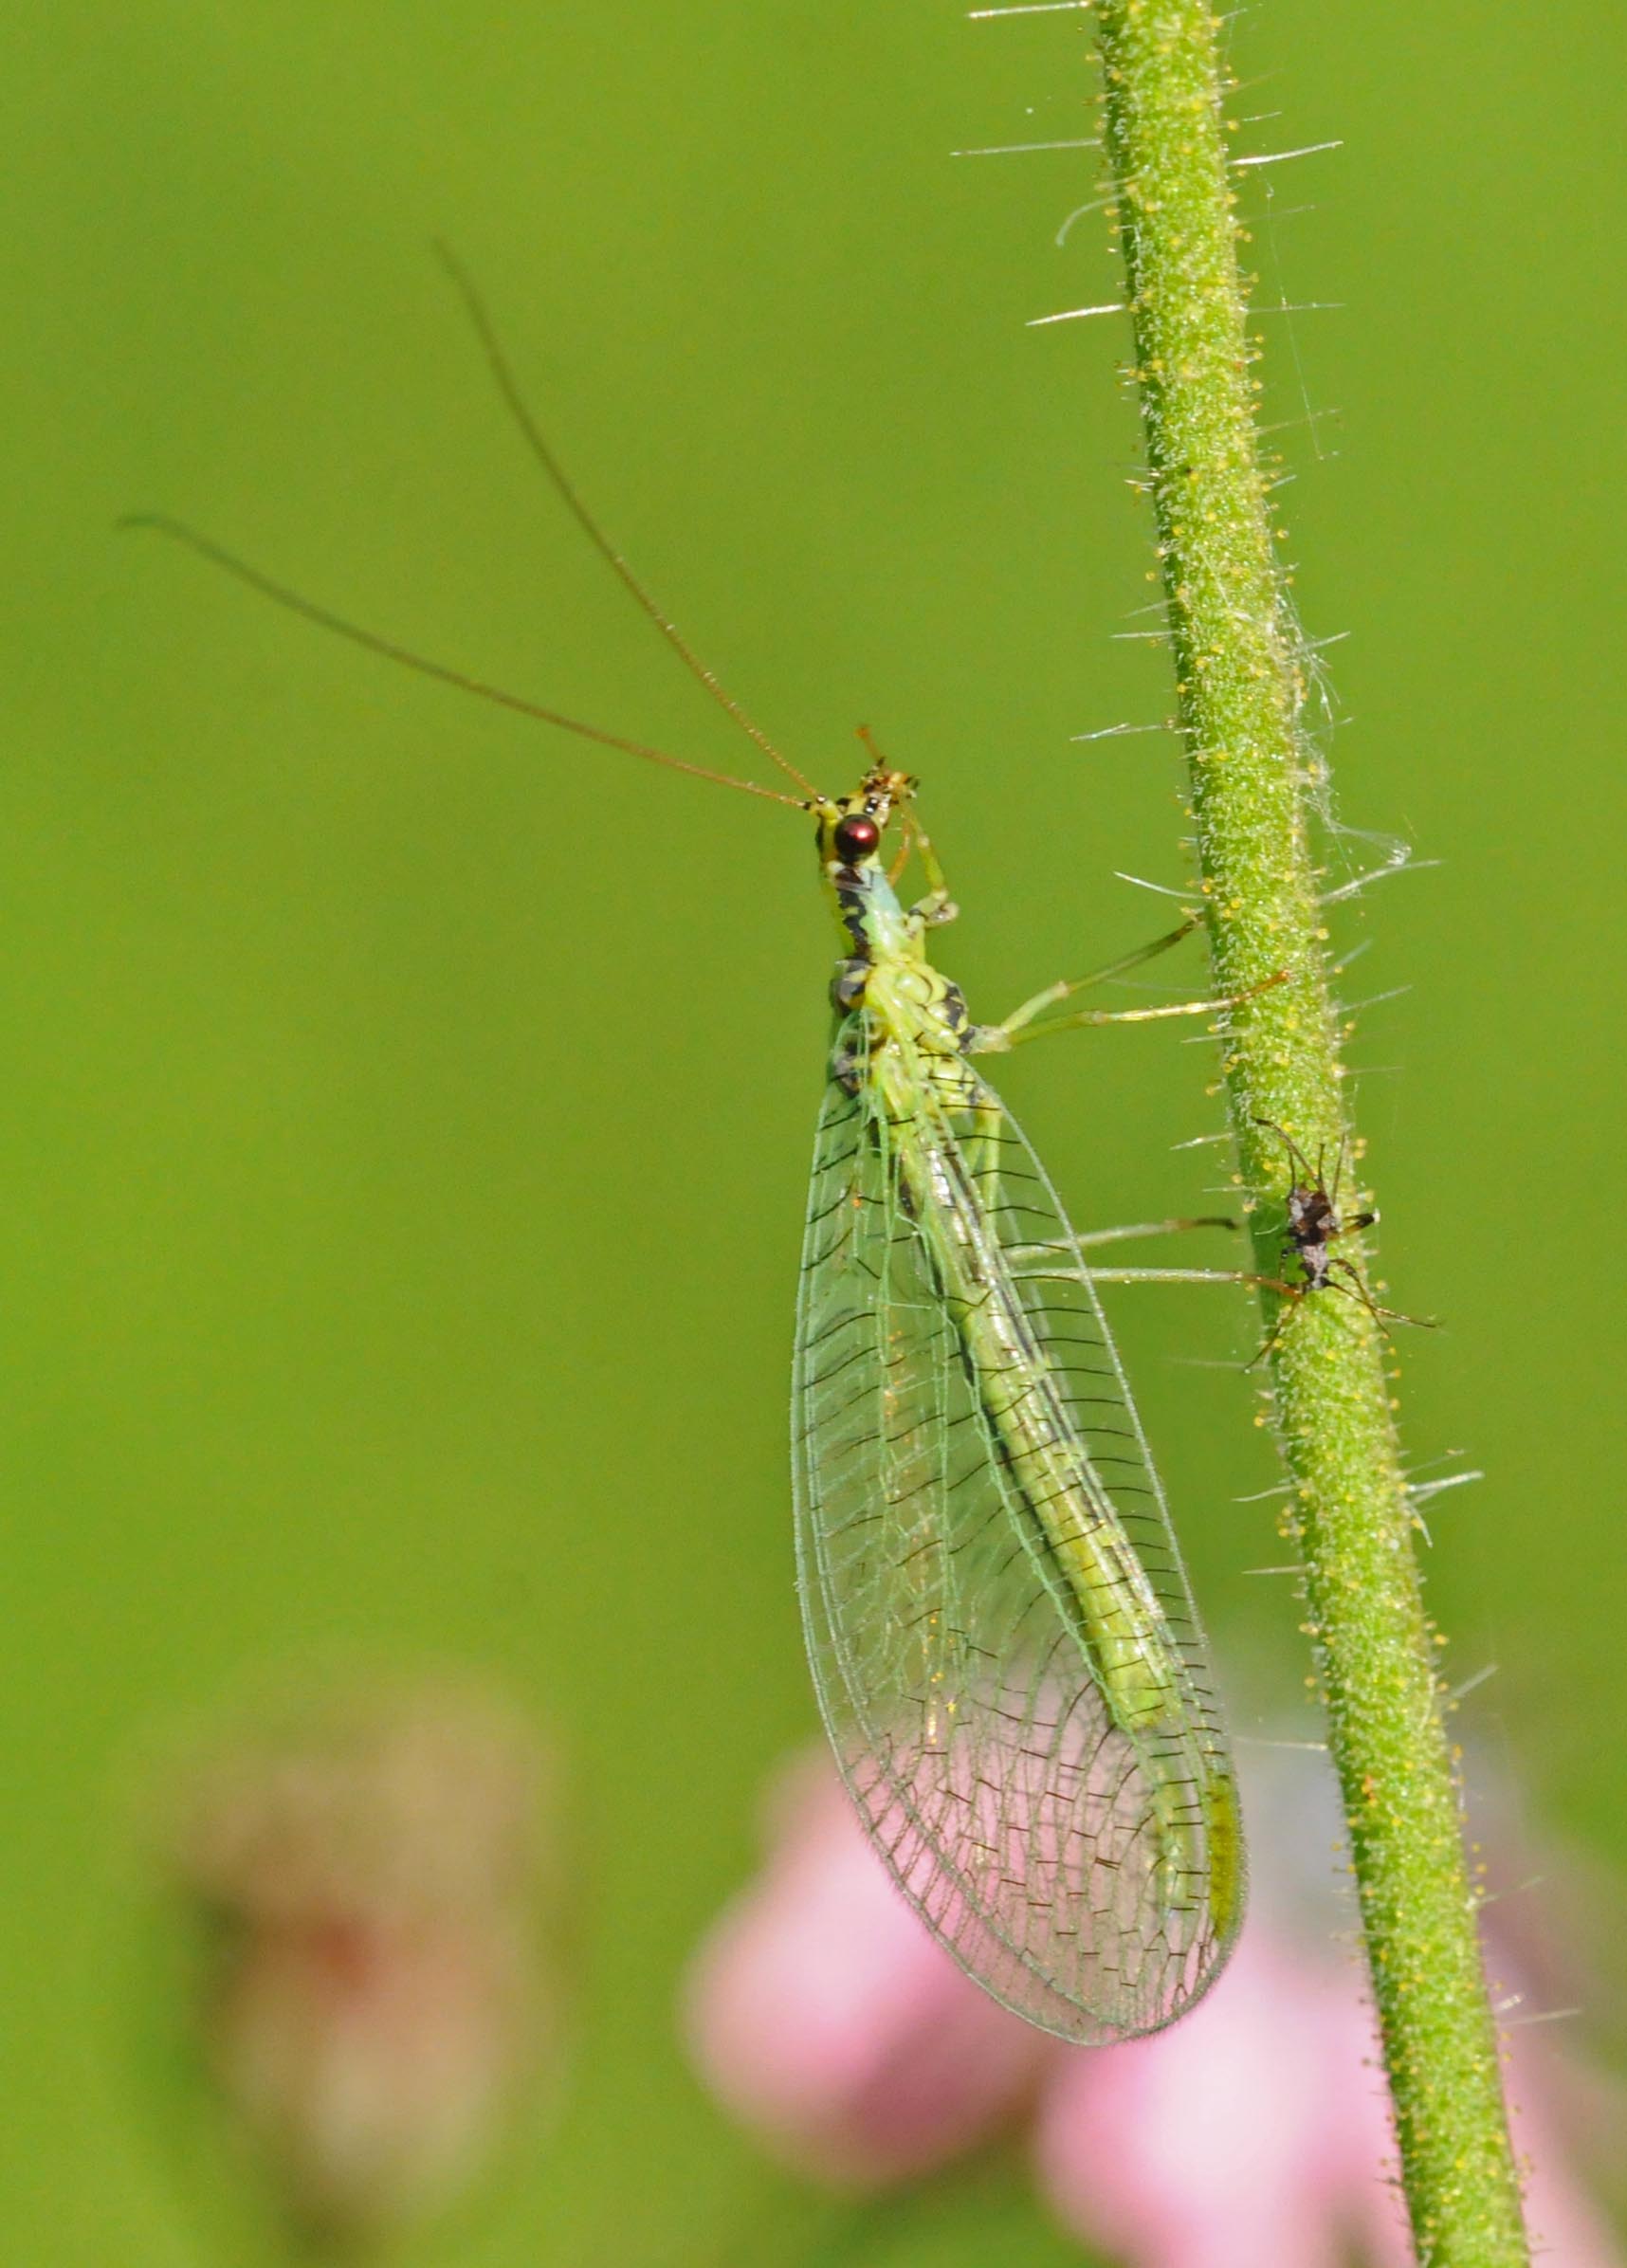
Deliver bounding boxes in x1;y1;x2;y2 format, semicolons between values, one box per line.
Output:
1085;4;1527;2258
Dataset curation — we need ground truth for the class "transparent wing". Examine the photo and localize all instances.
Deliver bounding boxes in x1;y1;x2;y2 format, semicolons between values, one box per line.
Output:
793;1016;1243;2042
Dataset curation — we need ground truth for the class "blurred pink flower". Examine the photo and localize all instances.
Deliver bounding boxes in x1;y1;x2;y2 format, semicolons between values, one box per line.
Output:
685;1751;1051;2185
686;1745;1624;2265
163;1675;555;2247
1036;1924;1618;2268
1035;1927;1382;2268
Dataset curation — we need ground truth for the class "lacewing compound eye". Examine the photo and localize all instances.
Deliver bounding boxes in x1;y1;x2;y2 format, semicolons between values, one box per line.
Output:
833;814;881;862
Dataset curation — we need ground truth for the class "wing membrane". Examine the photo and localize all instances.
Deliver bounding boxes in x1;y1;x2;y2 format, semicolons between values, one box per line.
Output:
793;1015;1242;2042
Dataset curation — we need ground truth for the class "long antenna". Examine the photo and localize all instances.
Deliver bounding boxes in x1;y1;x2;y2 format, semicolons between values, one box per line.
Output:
435;243;816;799
121;513;806;808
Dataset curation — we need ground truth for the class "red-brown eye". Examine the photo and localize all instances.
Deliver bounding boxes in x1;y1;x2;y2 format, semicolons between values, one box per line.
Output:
833;814;881;862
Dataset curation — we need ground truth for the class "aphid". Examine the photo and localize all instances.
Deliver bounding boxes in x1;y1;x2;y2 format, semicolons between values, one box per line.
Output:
1252;1117;1431;1350
1255;1117;1377;1298
131;257;1270;2043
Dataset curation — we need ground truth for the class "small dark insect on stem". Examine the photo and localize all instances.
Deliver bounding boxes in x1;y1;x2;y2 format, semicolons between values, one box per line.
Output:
1252;1117;1435;1359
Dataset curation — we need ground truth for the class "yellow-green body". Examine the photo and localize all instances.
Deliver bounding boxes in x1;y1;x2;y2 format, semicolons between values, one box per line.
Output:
794;771;1242;2041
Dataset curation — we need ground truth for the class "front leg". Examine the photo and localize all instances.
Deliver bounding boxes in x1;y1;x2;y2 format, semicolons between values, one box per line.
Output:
981;912;1201;1043
905;820;959;932
973;956;1286;1053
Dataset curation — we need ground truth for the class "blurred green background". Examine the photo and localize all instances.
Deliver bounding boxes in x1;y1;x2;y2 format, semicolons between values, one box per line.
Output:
5;0;1625;2260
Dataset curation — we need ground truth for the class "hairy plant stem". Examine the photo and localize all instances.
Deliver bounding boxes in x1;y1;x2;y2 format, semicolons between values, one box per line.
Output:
1084;4;1526;2259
